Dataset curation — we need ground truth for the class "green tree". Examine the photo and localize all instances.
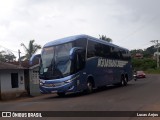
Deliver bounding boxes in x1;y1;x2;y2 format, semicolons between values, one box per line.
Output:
143;46;156;58
0;50;16;62
130;49;144;57
0;51;5;62
132;58;156;71
99;35;112;43
21;40;41;61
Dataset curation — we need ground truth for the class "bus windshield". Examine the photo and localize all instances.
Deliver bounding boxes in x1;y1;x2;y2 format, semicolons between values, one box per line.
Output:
40;43;72;79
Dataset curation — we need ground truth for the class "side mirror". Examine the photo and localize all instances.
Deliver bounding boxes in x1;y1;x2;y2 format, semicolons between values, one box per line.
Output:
70;47;85;60
30;54;41;65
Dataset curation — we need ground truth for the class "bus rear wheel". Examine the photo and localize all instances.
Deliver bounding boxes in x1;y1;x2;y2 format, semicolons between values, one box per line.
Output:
57;92;65;97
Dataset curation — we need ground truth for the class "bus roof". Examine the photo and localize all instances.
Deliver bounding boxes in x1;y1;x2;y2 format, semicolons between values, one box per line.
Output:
43;34;128;51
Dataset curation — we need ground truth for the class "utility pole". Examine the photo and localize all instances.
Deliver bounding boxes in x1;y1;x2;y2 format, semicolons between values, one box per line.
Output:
150;40;160;68
18;49;21;66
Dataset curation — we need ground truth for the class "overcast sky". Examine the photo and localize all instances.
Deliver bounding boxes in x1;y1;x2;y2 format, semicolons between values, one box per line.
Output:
0;0;160;57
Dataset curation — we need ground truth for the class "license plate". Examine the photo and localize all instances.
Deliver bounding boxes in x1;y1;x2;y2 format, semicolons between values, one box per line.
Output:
51;91;57;93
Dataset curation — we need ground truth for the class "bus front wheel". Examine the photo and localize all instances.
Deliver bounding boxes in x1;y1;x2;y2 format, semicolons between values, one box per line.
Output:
86;81;94;94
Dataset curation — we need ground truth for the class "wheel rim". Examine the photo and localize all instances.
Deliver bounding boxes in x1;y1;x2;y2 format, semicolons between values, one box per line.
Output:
124;77;128;85
121;79;124;85
87;82;93;92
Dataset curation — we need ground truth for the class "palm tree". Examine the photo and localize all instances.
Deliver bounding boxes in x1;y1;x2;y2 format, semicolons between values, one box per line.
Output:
99;35;112;43
21;40;41;61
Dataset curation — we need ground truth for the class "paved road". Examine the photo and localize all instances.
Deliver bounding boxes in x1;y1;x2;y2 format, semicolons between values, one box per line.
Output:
0;74;160;120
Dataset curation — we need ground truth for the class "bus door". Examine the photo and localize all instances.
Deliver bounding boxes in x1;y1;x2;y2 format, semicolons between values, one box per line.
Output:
70;47;86;91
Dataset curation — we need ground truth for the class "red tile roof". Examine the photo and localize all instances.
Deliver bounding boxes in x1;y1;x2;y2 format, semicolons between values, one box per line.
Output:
0;62;25;70
8;60;39;68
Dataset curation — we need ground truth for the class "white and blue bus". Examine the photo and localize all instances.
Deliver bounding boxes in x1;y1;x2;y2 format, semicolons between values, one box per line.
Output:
31;35;133;96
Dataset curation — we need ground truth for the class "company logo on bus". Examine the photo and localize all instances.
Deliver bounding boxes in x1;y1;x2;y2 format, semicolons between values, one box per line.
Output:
97;58;128;68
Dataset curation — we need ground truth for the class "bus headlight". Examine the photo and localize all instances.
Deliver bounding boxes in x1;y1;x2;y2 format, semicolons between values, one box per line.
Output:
39;82;44;86
64;75;80;83
65;79;73;83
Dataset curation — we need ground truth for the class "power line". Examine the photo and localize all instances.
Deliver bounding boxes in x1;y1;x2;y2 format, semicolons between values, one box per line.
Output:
0;44;25;55
120;14;159;42
0;45;17;53
139;43;153;49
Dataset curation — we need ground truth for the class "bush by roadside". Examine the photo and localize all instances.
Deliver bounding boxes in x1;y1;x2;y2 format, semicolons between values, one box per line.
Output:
145;69;160;74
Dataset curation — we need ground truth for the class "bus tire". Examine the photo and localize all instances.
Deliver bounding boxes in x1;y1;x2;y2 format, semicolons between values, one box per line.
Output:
86;80;94;94
124;76;128;86
121;75;127;86
57;92;65;97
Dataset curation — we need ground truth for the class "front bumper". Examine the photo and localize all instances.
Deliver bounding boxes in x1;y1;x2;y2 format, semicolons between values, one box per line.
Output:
39;75;80;94
40;81;76;94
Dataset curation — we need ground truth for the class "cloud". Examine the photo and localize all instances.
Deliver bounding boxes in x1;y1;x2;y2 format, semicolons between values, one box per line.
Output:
1;0;160;58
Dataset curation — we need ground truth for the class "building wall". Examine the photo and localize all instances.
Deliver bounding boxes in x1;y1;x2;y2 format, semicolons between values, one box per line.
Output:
29;66;41;96
0;74;1;100
0;69;26;100
24;69;30;95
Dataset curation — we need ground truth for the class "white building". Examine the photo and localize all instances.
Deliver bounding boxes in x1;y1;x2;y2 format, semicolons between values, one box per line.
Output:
0;62;26;100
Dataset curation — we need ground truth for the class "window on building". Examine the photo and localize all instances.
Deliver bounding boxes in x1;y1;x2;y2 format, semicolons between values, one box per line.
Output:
11;73;19;88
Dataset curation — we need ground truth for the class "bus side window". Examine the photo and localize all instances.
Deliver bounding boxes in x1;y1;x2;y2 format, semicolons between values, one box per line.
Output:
74;38;87;50
95;43;103;57
119;50;123;60
87;41;96;58
103;45;111;58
